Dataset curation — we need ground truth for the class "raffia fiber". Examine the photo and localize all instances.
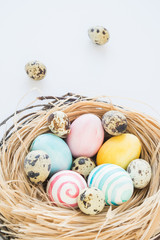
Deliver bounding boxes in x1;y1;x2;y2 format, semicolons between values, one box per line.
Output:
0;93;160;240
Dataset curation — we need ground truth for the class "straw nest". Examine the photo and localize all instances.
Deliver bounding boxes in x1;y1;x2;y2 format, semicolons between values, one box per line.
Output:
0;93;160;240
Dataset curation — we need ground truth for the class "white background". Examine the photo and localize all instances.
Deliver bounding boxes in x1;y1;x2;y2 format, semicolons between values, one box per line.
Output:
0;2;159;238
0;0;160;124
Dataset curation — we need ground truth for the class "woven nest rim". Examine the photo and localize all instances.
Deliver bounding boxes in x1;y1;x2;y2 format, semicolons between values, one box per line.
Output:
0;93;160;240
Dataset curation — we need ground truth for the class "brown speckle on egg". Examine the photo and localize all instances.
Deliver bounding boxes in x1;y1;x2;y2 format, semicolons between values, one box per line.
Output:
78;158;85;165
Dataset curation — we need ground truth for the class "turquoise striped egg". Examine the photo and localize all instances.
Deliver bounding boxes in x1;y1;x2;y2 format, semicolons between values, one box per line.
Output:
30;133;72;176
88;164;134;205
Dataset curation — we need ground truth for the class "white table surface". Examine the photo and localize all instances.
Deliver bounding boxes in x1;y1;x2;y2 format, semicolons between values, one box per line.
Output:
0;0;160;123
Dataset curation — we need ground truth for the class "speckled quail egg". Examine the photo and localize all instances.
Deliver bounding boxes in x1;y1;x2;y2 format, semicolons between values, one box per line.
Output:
88;26;109;45
102;110;127;136
72;157;96;180
127;159;152;189
24;150;51;184
47;111;70;138
25;61;46;80
78;187;105;215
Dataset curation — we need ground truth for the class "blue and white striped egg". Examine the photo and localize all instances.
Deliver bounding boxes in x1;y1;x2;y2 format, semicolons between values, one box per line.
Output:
88;164;134;206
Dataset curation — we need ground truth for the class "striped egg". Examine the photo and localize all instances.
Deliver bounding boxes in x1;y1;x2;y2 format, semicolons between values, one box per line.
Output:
46;170;87;208
88;164;134;206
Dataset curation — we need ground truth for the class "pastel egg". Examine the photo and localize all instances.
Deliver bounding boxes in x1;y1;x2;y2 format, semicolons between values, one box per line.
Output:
24;150;51;184
30;133;72;176
72;157;96;180
67;114;104;158
127;159;152;189
102;110;127;136
46;170;87;208
88;26;109;45
78;187;105;215
88;164;134;205
48;111;70;138
25;61;46;80
97;133;141;169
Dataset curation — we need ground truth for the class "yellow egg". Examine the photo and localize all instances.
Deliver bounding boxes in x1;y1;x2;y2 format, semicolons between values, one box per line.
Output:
96;133;141;169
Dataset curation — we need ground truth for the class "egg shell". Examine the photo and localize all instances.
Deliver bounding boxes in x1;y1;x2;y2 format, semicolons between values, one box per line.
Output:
46;170;87;208
25;61;46;80
96;133;141;169
78;187;105;215
48;111;70;138
66;114;104;158
72;157;96;179
102;110;127;136
30;133;72;176
88;164;134;205
127;159;152;189
88;26;109;45
24;150;51;184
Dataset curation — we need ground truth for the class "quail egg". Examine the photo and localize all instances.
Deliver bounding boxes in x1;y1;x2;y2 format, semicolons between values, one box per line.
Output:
47;111;70;138
78;187;105;215
72;157;96;180
102;110;127;136
127;159;152;189
24;150;51;184
25;60;46;80
88;26;109;45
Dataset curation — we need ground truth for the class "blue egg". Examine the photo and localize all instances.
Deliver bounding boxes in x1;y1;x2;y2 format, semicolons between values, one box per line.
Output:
30;133;72;176
88;164;133;206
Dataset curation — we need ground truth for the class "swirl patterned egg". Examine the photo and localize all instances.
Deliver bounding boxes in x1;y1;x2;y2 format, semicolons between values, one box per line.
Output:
88;164;134;206
47;170;87;208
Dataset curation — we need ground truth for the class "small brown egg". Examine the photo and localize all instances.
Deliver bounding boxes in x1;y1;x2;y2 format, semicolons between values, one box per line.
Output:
102;110;127;136
24;150;51;184
72;157;96;180
88;26;109;45
25;60;46;80
47;111;70;138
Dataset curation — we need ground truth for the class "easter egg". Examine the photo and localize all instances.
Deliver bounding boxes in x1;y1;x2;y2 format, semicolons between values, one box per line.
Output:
88;26;109;45
67;114;104;158
78;187;105;215
48;111;70;138
127;159;152;189
102;110;127;136
88;164;134;205
25;61;46;80
46;170;87;208
24;150;51;184
72;157;96;180
30;133;72;176
96;133;141;169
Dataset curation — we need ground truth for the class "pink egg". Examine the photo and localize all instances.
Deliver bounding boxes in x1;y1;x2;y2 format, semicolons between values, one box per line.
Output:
46;170;87;208
66;114;104;157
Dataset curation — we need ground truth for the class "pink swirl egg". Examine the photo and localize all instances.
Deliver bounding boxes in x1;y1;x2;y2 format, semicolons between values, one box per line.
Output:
66;114;104;157
46;170;87;208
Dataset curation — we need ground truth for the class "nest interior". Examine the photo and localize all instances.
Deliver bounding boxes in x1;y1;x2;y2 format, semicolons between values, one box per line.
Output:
0;93;160;240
